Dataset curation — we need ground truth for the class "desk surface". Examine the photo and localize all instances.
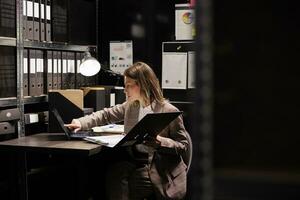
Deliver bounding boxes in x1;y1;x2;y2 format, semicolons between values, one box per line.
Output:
0;133;102;156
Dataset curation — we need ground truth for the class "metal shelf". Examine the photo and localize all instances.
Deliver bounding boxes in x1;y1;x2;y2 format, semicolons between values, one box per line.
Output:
23;95;48;105
0;97;17;108
24;40;96;52
0;96;48;108
0;37;17;47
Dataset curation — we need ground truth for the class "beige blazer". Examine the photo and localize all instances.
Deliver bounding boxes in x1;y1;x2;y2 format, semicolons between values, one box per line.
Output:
77;100;188;199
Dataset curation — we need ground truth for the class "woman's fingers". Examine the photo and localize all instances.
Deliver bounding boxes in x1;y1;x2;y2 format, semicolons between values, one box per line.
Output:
65;123;78;128
74;127;81;133
65;119;82;133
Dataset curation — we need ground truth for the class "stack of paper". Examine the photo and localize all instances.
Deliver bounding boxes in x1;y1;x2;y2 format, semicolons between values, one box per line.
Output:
91;124;124;134
84;135;125;147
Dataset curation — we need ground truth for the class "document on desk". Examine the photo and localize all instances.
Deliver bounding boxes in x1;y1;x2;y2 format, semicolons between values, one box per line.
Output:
84;135;125;147
86;124;125;147
91;124;124;134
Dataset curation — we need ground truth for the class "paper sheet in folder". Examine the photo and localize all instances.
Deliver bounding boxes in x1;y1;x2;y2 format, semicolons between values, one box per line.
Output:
91;124;124;134
84;135;125;147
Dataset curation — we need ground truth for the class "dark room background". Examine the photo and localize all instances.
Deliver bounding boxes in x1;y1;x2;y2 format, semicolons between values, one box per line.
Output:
89;0;300;199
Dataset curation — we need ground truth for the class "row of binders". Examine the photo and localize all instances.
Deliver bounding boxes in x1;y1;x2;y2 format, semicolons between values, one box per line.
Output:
23;0;52;41
23;49;96;97
0;46;16;98
0;0;15;37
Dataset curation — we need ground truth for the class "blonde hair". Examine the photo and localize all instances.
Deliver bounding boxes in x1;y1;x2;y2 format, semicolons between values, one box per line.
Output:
124;62;164;105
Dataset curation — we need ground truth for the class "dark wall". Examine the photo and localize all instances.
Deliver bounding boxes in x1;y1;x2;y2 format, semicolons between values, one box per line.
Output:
98;0;175;83
52;0;96;44
214;0;300;170
213;1;300;199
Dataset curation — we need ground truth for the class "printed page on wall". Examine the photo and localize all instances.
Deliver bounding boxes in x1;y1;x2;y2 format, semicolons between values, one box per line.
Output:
109;41;133;75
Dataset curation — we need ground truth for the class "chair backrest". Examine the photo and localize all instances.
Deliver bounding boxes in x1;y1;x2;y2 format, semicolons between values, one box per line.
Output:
183;131;193;173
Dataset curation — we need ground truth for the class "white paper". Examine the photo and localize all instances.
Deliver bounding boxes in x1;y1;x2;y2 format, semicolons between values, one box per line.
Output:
57;60;61;73
62;59;67;73
37;58;43;72
29;113;39;123
46;5;51;20
30;58;36;74
23;58;28;74
34;2;39;18
68;60;75;73
110;93;115;107
162;52;187;89
92;124;124;134
109;41;133;74
84;135;125;148
188;51;195;88
53;59;57;73
175;7;195;40
77;60;81;73
47;59;52;73
27;1;33;17
40;3;45;19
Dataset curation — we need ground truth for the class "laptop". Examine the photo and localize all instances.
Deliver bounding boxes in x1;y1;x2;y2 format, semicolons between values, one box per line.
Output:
84;111;183;147
51;108;98;140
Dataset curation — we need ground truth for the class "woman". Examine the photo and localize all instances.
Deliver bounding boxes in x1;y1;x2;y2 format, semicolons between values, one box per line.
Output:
66;62;188;200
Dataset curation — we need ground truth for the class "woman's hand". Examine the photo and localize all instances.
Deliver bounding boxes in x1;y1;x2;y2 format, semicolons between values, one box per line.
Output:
143;135;161;148
156;135;174;148
143;135;173;148
64;119;82;133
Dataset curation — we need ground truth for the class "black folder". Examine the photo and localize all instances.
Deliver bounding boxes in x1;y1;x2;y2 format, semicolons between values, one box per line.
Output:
26;0;34;40
23;49;29;96
56;51;62;89
35;49;44;95
40;0;46;41
23;0;28;39
29;49;37;96
61;52;68;89
45;0;51;41
46;50;53;91
75;52;82;88
67;52;76;89
52;51;61;89
33;0;40;41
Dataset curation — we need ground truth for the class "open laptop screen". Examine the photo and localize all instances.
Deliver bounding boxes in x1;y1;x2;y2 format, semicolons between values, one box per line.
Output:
51;108;74;139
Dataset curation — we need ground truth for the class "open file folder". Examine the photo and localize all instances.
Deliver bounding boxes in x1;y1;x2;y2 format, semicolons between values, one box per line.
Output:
84;111;182;148
92;124;124;134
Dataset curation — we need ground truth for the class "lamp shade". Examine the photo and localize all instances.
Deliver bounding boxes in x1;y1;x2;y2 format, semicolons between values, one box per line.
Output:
79;52;101;76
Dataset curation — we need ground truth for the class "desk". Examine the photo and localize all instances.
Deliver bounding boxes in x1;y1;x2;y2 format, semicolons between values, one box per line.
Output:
0;133;102;200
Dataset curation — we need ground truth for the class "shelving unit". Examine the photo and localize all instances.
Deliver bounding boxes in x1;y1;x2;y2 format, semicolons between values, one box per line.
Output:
24;41;95;51
0;95;49;108
0;0;98;138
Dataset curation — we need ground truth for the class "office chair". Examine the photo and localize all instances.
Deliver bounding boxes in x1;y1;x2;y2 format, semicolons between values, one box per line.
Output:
183;131;193;173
